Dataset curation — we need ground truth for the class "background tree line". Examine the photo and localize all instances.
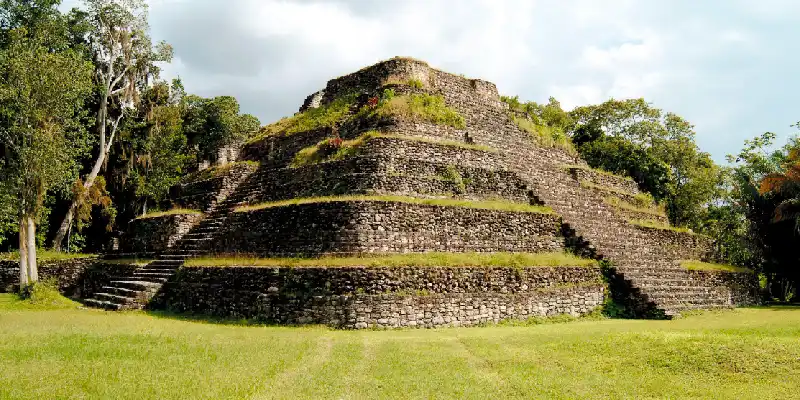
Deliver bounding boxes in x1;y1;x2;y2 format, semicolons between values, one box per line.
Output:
0;0;258;283
506;96;799;301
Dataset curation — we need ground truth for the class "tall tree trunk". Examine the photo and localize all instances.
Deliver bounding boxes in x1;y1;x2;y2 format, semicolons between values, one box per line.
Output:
51;109;121;251
26;216;38;283
18;215;29;288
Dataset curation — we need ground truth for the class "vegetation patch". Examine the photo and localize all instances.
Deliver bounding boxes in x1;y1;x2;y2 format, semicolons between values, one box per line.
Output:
579;180;635;197
248;93;358;143
680;260;752;273
563;164;635;182
14;280;81;310
511;115;576;154
135;208;203;220
181;161;258;184
0;251;95;262
234;195;554;214
604;196;665;217
361;89;466;129
184;252;597;268
1;304;798;398
629;219;693;234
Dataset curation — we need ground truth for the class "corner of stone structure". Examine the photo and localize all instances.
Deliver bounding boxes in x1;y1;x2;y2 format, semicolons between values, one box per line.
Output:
299;56;500;112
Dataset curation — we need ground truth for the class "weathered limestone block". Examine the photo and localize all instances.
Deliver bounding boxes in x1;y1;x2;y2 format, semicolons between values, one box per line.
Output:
1;259;138;298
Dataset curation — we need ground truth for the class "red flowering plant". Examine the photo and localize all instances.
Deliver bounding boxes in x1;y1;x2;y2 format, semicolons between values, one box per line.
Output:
367;96;379;108
318;135;344;157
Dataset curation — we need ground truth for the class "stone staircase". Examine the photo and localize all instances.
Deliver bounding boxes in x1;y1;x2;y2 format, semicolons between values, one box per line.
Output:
83;168;258;310
514;161;740;317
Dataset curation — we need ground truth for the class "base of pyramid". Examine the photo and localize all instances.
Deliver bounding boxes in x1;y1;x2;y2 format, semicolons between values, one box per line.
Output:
151;265;607;329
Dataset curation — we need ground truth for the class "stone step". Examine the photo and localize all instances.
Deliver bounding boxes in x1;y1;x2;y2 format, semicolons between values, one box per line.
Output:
100;286;142;298
83;298;123;310
112;275;169;284
95;292;138;305
109;280;162;292
136;268;178;274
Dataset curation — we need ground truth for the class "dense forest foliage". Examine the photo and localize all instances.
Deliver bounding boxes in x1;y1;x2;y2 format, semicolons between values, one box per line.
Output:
0;0;259;262
0;1;797;300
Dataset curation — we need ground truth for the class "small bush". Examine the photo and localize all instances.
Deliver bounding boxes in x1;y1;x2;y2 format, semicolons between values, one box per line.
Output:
407;78;424;89
363;93;466;129
18;279;80;309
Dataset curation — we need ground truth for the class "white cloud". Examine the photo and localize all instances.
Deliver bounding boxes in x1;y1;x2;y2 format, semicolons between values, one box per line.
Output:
62;0;800;162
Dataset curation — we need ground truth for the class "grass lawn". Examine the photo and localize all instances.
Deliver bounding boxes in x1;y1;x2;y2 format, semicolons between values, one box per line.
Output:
0;296;798;399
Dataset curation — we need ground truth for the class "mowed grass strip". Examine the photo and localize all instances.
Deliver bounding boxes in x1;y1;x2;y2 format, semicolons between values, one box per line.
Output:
0;298;798;399
234;195;554;214
183;252;597;268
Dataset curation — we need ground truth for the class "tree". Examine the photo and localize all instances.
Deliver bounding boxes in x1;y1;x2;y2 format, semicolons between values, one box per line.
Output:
0;26;93;284
569;99;723;228
52;0;172;250
182;95;260;164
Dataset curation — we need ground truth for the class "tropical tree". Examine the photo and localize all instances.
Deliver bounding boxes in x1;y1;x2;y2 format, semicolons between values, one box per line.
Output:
52;0;172;250
0;25;93;283
569;98;723;228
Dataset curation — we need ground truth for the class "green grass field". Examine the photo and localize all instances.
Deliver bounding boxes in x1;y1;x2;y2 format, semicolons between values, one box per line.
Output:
0;295;798;399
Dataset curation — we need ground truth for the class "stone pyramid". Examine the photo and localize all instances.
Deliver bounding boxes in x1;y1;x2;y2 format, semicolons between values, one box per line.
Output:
83;58;758;323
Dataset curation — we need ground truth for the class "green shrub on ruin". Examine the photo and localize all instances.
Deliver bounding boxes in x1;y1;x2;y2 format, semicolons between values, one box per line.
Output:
604;196;665;217
248;93;358;143
290;133;378;168
363;91;466;129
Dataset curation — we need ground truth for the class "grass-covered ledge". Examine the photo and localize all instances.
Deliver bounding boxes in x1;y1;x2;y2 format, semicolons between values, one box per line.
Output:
680;260;752;273
628;219;694;234
361;90;466;129
134;208;203;220
604;196;666;218
234;195;554;214
184;252;597;268
0;250;96;262
562;164;635;182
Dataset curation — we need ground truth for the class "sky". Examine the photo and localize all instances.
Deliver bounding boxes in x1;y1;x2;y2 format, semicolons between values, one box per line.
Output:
62;0;800;163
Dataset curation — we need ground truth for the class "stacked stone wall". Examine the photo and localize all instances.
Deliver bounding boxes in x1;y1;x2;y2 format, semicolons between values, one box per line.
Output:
213;201;564;256
154;265;605;329
122;213;204;253
171;162;258;211
1;259;138;298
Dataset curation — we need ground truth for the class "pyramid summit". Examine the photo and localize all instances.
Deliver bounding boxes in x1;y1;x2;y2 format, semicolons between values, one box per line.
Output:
82;57;758;327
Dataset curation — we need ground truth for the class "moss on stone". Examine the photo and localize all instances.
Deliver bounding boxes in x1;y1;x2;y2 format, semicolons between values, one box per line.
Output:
680;260;752;273
184;251;597;268
604;196;665;218
234;195;554;214
563;164;635;182
629;219;693;234
248;92;359;143
363;91;466;129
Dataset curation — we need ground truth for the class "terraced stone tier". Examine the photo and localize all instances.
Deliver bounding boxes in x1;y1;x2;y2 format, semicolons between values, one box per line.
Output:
212;200;564;257
152;265;605;329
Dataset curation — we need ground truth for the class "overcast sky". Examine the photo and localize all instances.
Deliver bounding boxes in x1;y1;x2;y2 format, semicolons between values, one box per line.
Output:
63;0;800;162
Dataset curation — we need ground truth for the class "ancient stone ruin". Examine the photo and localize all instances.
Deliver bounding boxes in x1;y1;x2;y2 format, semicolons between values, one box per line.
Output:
63;57;758;328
